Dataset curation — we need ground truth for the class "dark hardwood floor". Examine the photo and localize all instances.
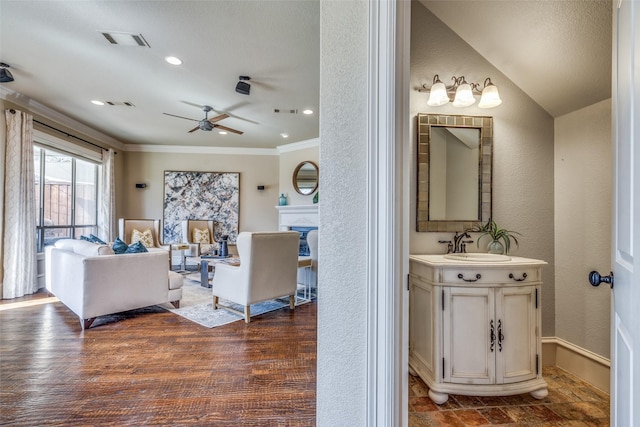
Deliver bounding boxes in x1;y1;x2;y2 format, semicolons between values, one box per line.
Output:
0;290;316;426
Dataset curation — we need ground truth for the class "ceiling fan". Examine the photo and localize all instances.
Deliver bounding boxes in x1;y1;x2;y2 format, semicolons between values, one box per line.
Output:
163;105;244;134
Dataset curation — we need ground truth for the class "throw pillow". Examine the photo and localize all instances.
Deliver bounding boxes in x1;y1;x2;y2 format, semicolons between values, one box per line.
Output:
131;228;154;248
124;241;148;254
112;238;128;254
193;227;211;244
89;234;107;244
79;235;93;242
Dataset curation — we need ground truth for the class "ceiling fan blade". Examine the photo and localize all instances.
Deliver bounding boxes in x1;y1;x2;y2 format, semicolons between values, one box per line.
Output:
187;125;200;133
214;124;244;135
163;112;198;122
208;113;229;123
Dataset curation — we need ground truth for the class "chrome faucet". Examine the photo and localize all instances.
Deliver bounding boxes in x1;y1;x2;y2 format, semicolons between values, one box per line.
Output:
453;231;473;253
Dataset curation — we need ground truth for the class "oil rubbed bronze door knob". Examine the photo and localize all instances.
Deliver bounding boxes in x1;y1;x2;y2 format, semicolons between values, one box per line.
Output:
589;271;614;289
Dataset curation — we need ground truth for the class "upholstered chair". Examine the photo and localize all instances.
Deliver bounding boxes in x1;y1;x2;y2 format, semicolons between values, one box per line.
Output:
118;218;166;249
181;219;216;257
306;229;318;286
212;231;299;323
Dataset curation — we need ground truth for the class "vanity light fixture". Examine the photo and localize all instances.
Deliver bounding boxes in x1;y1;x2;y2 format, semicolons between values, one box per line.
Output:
419;75;502;109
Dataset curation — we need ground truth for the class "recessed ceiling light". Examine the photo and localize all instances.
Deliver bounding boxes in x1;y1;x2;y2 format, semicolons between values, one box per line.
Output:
165;56;182;65
281;133;289;138
218;131;227;135
91;100;105;106
302;109;313;115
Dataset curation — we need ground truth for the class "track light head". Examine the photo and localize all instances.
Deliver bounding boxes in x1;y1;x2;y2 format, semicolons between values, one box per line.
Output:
235;75;251;95
0;63;14;83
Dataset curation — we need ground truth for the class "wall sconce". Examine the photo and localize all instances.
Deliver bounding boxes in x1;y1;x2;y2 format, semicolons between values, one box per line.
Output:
418;75;502;109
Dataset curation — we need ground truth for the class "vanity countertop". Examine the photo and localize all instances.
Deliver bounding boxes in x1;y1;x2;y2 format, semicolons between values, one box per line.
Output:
409;253;547;267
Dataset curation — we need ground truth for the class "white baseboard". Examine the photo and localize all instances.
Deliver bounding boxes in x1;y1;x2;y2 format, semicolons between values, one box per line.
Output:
542;337;610;393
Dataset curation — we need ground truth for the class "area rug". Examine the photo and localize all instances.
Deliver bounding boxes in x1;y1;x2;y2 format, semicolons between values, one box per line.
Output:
168;275;315;328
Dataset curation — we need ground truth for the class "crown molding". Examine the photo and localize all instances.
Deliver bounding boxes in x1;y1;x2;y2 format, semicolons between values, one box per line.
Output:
277;137;320;153
0;86;126;150
124;143;278;155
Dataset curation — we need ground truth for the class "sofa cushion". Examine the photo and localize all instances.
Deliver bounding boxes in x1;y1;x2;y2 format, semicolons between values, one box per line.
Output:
193;227;211;244
124;241;148;254
168;271;184;290
55;239;115;256
112;238;128;254
132;228;154;248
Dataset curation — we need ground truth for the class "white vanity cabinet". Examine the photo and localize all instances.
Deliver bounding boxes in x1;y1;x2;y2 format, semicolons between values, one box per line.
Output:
409;254;548;404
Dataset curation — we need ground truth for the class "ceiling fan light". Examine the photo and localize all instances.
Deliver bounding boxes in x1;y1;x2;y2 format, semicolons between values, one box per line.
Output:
427;82;450;106
478;84;502;108
452;83;475;107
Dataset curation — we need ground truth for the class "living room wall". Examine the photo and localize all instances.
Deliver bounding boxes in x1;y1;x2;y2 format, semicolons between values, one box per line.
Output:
120;150;280;239
278;139;319;206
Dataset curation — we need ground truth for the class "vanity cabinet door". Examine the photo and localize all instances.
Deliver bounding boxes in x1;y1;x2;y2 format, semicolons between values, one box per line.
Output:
495;286;538;384
443;287;495;385
409;278;436;380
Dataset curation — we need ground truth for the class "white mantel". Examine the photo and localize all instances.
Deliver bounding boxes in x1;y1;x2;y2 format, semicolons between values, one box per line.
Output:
276;205;318;230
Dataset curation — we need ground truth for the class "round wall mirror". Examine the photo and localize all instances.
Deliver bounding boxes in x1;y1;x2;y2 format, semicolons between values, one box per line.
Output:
292;161;319;195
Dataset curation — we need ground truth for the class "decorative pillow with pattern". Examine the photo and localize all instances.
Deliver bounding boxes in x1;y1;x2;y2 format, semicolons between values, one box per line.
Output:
131;228;154;248
112;238;128;254
124;241;148;254
193;227;211;244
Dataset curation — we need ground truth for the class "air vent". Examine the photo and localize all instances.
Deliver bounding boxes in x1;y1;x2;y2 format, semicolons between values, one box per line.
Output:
274;109;298;114
101;32;150;47
105;101;136;107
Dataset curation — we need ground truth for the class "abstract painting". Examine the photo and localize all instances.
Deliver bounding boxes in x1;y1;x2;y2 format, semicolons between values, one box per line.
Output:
163;171;239;244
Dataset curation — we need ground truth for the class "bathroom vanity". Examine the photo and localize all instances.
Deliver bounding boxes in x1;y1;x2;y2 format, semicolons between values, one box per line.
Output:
409;253;548;404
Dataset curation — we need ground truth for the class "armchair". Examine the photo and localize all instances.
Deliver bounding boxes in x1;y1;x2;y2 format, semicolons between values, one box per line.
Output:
118;218;166;249
181;219;216;257
212;231;299;323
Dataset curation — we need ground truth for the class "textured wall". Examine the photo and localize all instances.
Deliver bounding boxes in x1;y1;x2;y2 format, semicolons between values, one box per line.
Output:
120;151;279;233
555;99;612;358
410;3;557;336
316;0;369;425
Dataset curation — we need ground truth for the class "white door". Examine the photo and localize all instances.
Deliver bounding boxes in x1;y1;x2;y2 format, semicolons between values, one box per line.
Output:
609;1;640;424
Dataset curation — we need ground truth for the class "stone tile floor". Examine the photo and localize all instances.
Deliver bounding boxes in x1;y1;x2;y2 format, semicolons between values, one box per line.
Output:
409;366;610;426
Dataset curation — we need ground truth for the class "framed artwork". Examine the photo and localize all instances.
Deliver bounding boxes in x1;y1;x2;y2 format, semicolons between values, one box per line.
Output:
163;171;240;244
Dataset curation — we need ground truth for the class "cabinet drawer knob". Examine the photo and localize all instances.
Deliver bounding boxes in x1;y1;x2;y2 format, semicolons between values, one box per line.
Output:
458;273;481;282
509;273;528;282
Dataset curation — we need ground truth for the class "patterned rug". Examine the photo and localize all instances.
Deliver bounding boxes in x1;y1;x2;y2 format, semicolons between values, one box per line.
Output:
168;275;314;328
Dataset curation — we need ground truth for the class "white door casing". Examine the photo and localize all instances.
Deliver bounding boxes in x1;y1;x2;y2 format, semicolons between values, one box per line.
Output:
610;0;640;424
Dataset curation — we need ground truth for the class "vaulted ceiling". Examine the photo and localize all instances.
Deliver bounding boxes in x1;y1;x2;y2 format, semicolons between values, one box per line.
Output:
420;0;612;118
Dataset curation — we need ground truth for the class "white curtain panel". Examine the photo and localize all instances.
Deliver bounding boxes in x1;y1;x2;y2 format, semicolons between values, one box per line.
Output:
98;148;116;242
2;109;37;298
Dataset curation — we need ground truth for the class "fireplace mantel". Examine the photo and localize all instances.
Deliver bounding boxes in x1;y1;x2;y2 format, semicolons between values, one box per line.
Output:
276;205;318;230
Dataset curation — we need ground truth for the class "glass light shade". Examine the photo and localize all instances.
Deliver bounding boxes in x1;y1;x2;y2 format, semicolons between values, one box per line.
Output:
478;85;502;108
452;83;476;107
426;82;450;106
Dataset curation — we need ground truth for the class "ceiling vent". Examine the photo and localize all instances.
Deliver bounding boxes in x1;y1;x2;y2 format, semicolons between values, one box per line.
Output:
274;109;298;114
101;32;150;47
105;101;136;107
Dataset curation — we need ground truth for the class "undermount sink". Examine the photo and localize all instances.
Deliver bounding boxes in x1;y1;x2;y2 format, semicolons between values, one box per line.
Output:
444;253;512;262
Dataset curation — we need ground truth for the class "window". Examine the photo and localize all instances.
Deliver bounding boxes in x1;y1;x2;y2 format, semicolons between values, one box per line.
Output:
34;146;99;252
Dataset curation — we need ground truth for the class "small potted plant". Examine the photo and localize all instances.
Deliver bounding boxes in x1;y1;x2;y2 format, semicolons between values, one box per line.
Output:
467;218;521;255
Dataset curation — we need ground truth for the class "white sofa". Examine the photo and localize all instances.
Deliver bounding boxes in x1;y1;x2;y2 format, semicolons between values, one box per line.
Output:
46;239;183;329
